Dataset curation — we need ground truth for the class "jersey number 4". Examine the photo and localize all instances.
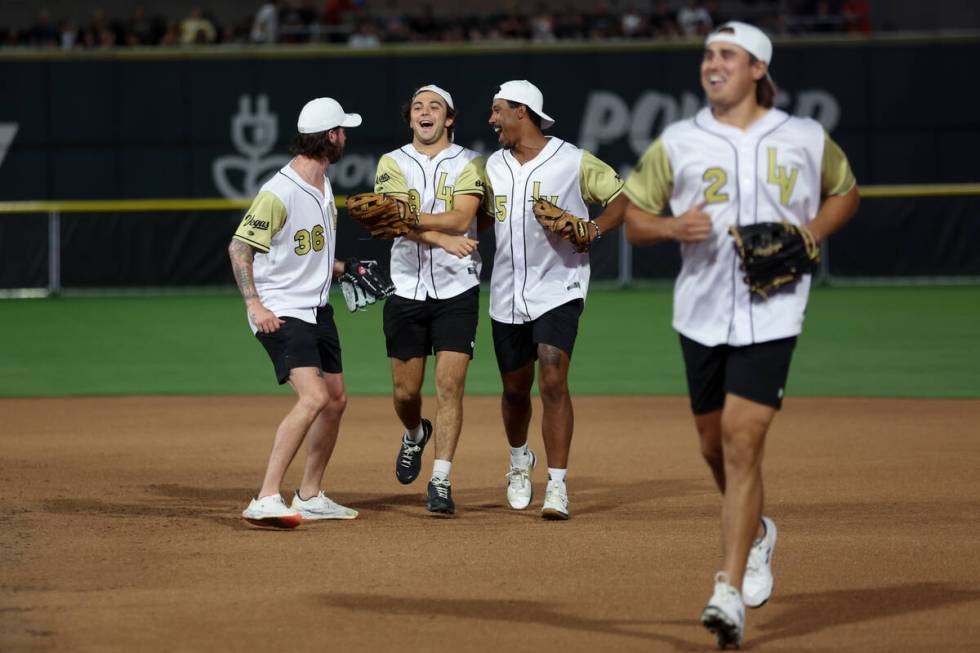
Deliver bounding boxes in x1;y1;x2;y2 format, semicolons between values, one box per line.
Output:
294;224;325;255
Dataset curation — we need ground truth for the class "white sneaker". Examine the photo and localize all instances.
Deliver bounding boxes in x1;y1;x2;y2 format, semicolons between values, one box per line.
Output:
701;572;745;650
742;516;777;608
242;494;302;529
505;449;536;510
541;479;569;520
291;491;358;520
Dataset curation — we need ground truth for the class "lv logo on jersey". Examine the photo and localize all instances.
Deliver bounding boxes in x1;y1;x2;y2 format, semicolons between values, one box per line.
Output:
767;148;799;206
531;181;558;205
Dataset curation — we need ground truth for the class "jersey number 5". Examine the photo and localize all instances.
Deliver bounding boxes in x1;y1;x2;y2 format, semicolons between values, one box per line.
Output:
294;224;325;255
494;195;507;222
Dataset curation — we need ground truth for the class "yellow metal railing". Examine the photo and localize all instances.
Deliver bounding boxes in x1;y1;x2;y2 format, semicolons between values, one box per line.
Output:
1;184;978;215
0;184;977;295
0;196;348;213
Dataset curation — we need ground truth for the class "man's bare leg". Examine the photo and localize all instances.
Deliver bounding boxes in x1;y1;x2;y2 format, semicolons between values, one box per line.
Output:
431;350;470;462
536;344;573;469
257;367;329;498
297;371;347;499
718;394;775;590
391;357;426;432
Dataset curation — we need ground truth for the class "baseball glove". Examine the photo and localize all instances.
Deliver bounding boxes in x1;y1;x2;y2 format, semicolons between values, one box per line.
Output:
531;198;599;253
729;222;820;299
339;258;395;312
346;192;419;240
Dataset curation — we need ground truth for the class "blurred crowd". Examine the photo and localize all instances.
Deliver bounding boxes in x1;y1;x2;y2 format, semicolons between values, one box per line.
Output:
5;1;872;50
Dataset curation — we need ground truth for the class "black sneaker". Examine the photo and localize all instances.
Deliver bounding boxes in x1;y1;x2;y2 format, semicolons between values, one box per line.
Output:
426;477;455;515
394;418;432;485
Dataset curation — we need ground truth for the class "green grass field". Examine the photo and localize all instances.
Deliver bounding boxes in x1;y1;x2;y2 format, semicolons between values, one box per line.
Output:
1;286;977;398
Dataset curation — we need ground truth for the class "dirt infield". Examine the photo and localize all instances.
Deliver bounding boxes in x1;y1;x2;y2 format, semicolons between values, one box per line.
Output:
2;396;979;652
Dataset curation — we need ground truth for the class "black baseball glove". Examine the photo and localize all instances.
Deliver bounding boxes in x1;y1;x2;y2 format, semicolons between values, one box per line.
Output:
339;258;395;312
729;222;820;299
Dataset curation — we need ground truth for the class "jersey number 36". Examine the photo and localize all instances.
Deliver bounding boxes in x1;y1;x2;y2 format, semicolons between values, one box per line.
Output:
294;225;326;255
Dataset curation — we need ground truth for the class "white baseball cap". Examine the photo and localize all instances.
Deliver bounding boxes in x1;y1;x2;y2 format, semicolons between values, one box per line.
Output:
705;21;773;65
297;97;362;134
413;84;454;110
494;80;555;129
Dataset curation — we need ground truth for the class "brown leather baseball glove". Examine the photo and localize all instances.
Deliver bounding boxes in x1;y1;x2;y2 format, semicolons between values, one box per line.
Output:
531;198;599;253
346;192;419;240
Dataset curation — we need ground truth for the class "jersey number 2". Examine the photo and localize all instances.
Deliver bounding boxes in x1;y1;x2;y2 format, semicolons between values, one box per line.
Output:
702;168;729;204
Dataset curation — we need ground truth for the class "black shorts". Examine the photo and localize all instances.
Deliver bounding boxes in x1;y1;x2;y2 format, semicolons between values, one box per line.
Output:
256;305;342;384
382;286;479;361
680;334;797;414
491;299;584;373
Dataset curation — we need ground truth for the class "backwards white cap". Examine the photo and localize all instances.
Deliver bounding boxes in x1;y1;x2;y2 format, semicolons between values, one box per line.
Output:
413;84;454;110
705;21;773;64
297;97;362;134
494;80;555;129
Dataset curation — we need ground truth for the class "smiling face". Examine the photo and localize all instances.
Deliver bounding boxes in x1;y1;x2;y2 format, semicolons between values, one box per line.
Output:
701;41;767;110
410;91;453;147
488;99;523;149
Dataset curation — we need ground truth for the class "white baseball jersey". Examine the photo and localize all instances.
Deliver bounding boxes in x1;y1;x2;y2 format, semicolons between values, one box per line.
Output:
484;137;623;323
624;107;856;347
233;163;338;333
375;144;485;301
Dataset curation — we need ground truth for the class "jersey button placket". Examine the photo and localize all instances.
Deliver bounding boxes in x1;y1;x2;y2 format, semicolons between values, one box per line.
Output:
732;144;756;345
513;168;529;322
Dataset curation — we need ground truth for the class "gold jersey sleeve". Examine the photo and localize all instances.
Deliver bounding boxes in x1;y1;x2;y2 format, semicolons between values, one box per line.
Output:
454;156;487;197
579;151;625;207
623;139;673;216
374;154;410;198
232;191;287;253
821;133;857;197
481;172;496;217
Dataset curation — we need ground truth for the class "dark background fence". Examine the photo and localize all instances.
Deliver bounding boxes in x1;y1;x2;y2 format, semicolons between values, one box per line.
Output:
1;38;978;289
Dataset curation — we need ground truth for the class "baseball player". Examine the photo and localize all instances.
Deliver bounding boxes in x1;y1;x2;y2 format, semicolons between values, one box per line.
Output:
229;97;364;528
484;80;629;520
623;23;860;648
373;84;485;515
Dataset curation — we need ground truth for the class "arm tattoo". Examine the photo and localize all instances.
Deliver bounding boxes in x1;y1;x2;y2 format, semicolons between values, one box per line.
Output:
228;239;259;301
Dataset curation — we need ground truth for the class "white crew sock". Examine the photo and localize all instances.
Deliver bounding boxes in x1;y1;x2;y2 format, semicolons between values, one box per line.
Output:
510;443;529;467
432;459;452;481
548;468;567;483
405;421;424;444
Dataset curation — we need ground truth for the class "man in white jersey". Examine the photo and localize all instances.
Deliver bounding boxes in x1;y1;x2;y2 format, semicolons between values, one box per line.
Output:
623;23;860;648
484;80;629;520
229;97;363;528
374;84;484;515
